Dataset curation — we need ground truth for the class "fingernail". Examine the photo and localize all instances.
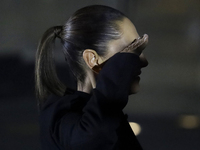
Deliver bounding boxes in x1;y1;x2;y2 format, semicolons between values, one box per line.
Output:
131;39;137;44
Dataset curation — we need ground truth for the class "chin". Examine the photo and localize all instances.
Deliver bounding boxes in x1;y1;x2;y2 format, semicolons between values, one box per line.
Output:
129;78;140;95
129;85;140;94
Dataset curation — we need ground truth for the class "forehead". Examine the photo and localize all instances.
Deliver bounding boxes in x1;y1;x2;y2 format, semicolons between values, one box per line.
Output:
119;18;139;44
106;18;139;58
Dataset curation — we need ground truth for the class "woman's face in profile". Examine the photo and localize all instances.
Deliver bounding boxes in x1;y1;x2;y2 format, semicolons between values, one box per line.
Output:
106;17;148;94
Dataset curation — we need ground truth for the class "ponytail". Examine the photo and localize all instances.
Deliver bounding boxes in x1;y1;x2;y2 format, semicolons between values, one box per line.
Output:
35;26;66;105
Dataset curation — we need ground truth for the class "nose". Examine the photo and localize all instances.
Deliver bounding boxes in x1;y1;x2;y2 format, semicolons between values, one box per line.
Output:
140;53;148;68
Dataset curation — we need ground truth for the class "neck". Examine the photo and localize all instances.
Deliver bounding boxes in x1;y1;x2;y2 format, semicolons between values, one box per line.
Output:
77;70;96;94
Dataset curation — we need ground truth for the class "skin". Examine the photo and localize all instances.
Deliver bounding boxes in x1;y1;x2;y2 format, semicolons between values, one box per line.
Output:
79;17;148;94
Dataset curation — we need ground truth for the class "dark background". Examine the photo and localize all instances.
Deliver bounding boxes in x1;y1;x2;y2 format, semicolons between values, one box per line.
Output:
1;0;200;149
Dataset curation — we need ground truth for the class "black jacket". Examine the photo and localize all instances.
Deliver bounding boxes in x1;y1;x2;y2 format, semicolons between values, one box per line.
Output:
39;53;143;150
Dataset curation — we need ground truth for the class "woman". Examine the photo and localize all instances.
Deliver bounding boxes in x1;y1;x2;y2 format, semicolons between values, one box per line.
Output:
36;5;148;150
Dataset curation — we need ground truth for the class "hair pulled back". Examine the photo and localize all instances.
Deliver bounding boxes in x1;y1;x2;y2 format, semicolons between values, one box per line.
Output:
35;5;125;105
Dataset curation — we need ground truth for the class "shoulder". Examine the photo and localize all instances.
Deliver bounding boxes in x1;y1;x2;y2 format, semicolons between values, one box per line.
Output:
39;91;90;126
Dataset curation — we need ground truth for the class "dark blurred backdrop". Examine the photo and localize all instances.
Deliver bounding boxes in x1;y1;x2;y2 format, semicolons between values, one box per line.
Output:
1;0;200;149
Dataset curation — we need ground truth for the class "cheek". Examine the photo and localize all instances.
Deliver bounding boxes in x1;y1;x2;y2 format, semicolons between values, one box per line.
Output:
105;39;125;59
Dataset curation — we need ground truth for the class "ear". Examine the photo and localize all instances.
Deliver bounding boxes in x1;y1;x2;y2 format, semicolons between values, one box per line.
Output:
83;49;102;69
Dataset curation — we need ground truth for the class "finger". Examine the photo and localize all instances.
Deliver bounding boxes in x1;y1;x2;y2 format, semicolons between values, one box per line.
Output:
131;34;148;55
120;39;138;53
121;34;149;55
136;34;148;53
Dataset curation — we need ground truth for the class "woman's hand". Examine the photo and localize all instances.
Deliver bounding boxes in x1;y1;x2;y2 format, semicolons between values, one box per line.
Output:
120;34;148;56
92;34;149;73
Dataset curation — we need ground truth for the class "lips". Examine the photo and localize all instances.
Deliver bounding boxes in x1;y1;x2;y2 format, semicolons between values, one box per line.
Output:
137;70;141;76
